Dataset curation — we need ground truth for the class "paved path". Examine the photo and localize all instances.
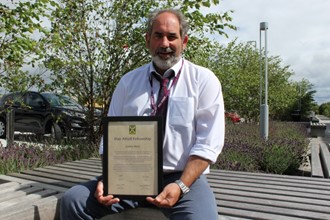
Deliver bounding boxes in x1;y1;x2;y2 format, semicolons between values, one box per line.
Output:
316;115;330;143
308;115;330;157
299;115;330;174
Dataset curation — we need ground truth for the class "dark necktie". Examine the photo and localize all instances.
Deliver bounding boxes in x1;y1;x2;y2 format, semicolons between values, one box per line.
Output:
152;71;174;131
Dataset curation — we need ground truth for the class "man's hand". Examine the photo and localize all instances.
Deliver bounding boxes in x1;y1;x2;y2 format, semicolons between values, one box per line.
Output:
146;182;181;208
94;180;120;206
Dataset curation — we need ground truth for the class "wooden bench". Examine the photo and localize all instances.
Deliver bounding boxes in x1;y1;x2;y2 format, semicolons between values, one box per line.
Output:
310;122;327;137
100;207;167;220
1;158;330;219
311;142;330;178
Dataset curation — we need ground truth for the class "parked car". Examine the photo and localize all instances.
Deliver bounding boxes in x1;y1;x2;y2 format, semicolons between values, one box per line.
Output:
225;111;242;124
0;91;89;140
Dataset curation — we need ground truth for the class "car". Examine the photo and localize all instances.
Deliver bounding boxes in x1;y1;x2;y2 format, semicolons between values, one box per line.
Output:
0;91;89;140
225;111;242;124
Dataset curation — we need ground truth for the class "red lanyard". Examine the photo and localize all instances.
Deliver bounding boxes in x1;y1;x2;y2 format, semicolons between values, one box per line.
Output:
149;60;184;116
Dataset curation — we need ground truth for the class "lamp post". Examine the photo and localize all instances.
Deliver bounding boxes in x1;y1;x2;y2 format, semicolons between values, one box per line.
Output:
259;22;269;140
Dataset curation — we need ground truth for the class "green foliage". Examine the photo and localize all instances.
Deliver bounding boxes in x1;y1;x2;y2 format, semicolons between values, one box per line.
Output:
0;0;56;91
1;68;46;92
2;122;308;176
0;139;99;175
0;142;61;174
319;102;330;117
285;79;317;121
42;0;235;142
2;0;318;144
213;150;258;171
214;121;308;174
261;144;297;174
190;39;316;122
261;122;308;174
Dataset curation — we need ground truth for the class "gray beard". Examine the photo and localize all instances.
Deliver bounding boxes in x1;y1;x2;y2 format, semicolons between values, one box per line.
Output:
152;55;181;70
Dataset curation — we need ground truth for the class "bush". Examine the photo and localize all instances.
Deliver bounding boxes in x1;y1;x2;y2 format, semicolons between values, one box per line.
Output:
214;121;308;174
0;139;99;175
1;122;308;176
261;143;296;174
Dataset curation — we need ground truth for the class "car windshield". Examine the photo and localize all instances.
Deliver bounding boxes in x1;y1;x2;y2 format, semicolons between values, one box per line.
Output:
42;93;81;108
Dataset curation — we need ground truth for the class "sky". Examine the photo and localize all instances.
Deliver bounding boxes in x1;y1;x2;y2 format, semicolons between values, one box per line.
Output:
213;0;330;104
1;0;329;105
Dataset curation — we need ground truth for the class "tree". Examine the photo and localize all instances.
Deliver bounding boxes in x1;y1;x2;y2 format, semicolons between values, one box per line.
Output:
0;0;56;91
42;0;235;142
289;79;317;121
319;102;330;117
190;39;315;122
266;56;298;121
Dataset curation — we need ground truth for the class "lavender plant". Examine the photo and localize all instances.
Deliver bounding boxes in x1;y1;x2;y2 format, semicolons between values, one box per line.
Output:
214;121;308;174
1;121;308;175
0;139;99;174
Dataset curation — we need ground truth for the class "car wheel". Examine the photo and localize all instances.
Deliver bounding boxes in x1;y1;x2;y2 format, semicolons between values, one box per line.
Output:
0;118;6;139
51;123;62;141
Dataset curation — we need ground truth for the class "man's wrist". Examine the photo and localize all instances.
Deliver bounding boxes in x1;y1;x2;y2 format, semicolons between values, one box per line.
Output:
175;180;190;196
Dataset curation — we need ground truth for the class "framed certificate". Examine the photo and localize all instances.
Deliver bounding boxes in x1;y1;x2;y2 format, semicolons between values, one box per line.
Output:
102;116;163;200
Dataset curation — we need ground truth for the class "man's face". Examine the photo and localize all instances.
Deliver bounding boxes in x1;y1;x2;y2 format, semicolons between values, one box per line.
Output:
146;12;188;73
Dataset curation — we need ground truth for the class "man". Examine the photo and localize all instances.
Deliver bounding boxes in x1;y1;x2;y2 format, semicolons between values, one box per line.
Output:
61;8;225;220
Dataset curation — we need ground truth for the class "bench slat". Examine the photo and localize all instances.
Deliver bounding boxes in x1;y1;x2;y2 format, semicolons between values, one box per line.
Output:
320;143;330;178
8;172;77;188
311;143;324;177
34;167;98;179
217;206;304;220
211;168;330;185
61;160;102;169
212;185;330;204
216;193;330;214
0;181;21;193
0;188;57;210
217;200;329;220
208;175;330;194
1;193;62;220
0;185;44;203
1;157;330;220
211;179;330;197
212;187;330;207
42;165;101;176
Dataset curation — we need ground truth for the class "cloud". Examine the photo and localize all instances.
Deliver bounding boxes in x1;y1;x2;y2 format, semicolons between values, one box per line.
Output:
215;0;330;104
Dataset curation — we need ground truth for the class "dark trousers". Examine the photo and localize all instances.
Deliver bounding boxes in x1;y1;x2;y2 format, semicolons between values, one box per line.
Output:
60;172;218;220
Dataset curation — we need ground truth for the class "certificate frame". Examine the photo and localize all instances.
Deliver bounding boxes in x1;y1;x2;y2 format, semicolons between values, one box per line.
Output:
102;116;163;200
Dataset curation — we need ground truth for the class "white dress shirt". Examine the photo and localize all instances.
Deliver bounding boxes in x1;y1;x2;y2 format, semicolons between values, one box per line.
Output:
99;58;225;174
